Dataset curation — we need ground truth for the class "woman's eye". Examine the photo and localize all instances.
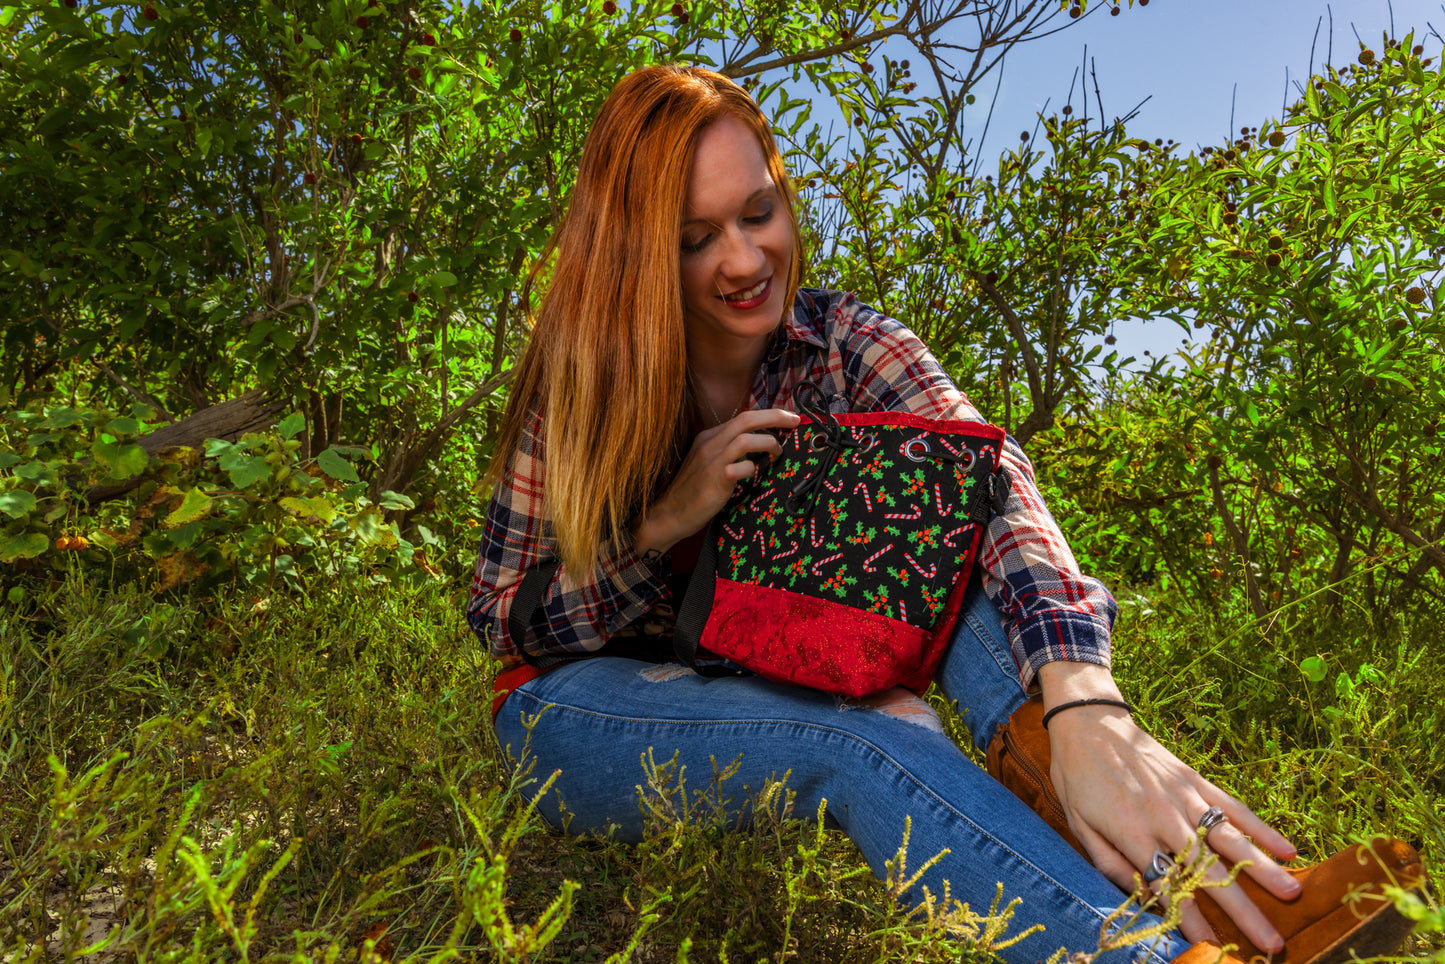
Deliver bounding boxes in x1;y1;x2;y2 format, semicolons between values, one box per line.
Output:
745;206;774;226
681;235;710;255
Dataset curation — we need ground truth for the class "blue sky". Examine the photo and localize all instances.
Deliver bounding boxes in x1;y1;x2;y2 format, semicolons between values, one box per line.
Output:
857;0;1444;363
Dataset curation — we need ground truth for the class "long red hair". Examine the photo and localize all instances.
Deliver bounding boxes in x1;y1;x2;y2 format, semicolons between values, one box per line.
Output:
490;65;804;575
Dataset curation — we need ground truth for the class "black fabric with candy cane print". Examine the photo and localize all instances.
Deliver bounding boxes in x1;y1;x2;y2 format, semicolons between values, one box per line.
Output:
673;383;1011;697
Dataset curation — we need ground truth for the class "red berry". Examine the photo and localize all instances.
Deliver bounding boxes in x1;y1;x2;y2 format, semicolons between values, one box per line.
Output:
509;27;522;41
1110;5;1120;14
294;32;303;43
65;0;77;7
670;2;684;14
143;5;158;21
861;62;873;74
116;74;128;85
422;32;436;45
356;15;370;28
350;133;363;145
407;290;419;303
603;0;617;11
408;65;421;80
178;110;188;122
677;10;688;22
303;172;316;185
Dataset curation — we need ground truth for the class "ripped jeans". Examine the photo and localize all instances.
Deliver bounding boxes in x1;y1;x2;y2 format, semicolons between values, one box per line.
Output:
492;580;1190;964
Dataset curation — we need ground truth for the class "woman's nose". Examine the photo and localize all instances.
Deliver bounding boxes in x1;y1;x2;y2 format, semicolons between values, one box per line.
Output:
718;227;765;281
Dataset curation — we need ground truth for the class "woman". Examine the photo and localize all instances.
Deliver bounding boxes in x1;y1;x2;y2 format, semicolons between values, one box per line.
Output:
468;65;1423;964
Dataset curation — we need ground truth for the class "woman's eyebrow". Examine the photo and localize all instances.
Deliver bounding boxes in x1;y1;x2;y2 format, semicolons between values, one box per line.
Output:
681;185;777;227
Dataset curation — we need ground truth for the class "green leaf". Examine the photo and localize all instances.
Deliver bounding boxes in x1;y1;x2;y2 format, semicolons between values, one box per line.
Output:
224;455;270;489
105;416;141;435
280;495;337;523
165;488;214;527
0;489;38;519
0;531;47;562
278;412;306;439
92;441;150;480
1300;655;1328;683
378;490;415;511
317;447;360;483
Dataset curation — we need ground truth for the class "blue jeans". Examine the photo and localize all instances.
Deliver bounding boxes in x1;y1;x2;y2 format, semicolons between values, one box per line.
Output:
493;581;1190;964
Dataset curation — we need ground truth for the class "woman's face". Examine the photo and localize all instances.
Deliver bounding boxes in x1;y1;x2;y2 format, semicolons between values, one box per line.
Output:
678;113;794;357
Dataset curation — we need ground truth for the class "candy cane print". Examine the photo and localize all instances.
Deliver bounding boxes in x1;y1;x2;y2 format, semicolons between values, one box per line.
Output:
903;553;938;580
810;552;844;576
852;482;874;514
824;476;846;493
723;522;747;541
933;482;954;516
772;539;800;562
808;516;831;547
748;486;777;511
862;543;894;573
942;524;972;548
936;436;967;461
883;503;922;521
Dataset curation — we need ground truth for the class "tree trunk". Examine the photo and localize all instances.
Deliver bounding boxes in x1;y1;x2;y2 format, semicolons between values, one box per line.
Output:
84;389;285;503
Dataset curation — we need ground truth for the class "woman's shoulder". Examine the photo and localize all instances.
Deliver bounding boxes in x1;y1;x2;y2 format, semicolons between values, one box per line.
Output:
791;288;916;343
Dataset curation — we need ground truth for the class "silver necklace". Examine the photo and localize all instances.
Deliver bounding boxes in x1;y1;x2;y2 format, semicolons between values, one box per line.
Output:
702;389;745;425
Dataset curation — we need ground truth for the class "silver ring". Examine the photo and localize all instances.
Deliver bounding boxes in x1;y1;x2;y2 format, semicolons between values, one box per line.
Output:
1198;806;1228;836
1141;850;1174;884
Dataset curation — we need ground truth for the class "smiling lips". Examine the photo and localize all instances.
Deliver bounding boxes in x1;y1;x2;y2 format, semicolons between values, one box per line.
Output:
720;276;772;309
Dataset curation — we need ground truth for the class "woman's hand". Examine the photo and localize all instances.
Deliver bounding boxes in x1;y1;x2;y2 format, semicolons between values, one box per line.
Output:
1037;662;1301;953
632;407;800;553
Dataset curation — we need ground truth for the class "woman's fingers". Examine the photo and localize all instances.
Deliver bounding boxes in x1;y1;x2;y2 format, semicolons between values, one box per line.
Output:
1209;792;1298;863
1047;716;1299;954
639;408;799;549
1193;797;1301;903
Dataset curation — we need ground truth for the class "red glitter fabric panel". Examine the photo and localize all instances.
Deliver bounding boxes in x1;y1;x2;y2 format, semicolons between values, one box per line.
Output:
700;578;957;697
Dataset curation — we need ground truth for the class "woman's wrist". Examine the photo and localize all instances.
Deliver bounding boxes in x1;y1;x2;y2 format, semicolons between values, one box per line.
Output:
1035;660;1125;710
631;509;681;557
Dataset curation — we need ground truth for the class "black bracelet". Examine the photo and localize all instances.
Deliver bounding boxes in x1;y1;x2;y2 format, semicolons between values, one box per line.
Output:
1041;698;1135;730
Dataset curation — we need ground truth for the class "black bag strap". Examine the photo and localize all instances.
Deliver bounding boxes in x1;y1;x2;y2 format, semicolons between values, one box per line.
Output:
672;517;720;671
507;558;560;669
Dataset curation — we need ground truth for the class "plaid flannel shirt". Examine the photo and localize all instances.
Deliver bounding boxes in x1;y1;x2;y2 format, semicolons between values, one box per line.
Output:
467;288;1117;690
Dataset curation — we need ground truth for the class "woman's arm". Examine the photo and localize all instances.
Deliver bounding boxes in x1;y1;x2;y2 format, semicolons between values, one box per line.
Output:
820;291;1300;950
819;292;1114;690
467;405;670;666
468;403;800;666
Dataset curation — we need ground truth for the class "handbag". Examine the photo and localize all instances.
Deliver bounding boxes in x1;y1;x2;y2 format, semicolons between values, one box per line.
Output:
673;383;1011;697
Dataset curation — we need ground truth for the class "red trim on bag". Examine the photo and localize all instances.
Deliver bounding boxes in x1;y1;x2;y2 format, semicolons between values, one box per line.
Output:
799;411;1007;442
700;577;971;698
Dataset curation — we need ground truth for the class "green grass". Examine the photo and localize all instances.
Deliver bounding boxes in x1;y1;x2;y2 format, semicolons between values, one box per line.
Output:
1;572;1441;962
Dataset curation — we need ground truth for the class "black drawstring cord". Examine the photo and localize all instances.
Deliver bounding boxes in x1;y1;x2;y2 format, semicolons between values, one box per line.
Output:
786;383;859;516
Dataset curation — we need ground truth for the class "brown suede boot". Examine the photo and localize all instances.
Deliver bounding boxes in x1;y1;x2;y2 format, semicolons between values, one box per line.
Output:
985;695;1428;964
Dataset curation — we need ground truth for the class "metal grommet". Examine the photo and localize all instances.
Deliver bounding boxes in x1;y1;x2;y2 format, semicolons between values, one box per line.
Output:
809;433;829;452
903;438;929;462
